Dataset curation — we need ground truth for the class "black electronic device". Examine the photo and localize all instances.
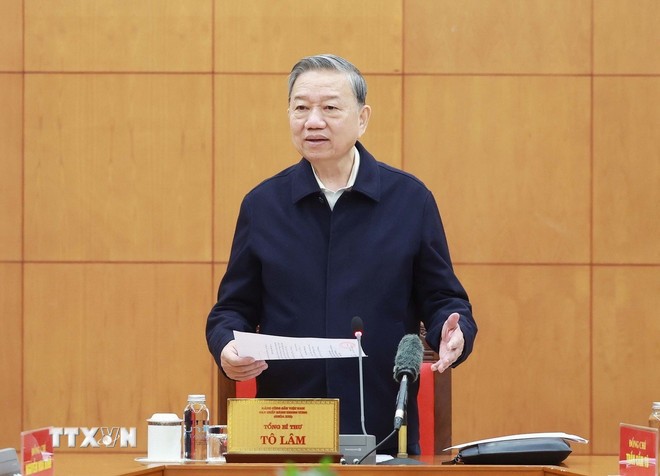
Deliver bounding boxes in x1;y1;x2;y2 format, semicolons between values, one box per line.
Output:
443;433;588;466
450;437;573;465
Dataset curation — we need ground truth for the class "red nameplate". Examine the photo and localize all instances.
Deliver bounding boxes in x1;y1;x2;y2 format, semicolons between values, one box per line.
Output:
21;427;54;476
620;423;658;476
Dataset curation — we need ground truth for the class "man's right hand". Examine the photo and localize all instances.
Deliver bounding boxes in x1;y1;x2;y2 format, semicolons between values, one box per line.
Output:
220;339;268;381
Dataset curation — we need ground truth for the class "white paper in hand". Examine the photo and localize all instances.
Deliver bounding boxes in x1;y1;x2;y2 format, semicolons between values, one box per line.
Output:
233;331;367;361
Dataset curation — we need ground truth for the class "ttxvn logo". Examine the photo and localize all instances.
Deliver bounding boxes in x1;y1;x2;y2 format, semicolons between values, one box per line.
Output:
50;427;137;448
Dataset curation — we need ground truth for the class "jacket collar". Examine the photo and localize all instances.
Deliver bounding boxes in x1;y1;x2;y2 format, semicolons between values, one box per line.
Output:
291;141;381;204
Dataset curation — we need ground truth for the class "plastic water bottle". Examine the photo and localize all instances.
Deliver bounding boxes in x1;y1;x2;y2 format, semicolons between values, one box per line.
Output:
649;401;660;430
183;394;210;461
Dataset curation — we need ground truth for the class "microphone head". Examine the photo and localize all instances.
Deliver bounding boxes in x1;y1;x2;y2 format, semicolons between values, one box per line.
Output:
393;334;424;383
351;316;364;336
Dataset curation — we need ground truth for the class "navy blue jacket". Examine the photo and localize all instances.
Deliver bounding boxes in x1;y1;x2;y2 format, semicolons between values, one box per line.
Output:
207;141;477;454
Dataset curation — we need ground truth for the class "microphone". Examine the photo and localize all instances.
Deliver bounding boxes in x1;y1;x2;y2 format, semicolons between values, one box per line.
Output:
356;334;425;466
351;316;363;338
351;316;367;435
392;334;424;430
339;316;376;464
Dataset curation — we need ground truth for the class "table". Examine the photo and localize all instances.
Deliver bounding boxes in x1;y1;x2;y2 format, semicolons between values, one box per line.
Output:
55;454;620;476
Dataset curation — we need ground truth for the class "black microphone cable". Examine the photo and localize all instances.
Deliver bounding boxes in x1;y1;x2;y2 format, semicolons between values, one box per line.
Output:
356;428;398;465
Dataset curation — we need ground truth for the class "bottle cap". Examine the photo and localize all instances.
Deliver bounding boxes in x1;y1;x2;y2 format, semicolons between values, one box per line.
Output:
187;394;206;402
652;401;660;410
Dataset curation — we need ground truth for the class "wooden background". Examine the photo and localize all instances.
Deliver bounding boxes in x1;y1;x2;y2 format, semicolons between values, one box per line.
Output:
1;0;658;456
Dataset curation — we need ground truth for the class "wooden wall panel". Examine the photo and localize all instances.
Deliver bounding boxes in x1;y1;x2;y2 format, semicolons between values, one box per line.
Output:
403;0;591;74
593;77;660;264
24;74;213;262
23;263;214;453
594;0;660;74
25;0;212;72
0;74;22;261
215;0;402;73
404;76;591;264
452;265;591;453
592;267;660;453
0;0;22;71
358;75;402;170
0;264;22;450
214;74;295;262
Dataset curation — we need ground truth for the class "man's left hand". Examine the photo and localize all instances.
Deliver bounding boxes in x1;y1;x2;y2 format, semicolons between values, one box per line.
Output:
431;312;464;373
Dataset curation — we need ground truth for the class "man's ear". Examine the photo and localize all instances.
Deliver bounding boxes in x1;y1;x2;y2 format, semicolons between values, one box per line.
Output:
358;104;372;135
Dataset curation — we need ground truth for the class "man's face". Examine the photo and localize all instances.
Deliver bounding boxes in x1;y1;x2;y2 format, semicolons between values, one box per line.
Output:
288;70;370;166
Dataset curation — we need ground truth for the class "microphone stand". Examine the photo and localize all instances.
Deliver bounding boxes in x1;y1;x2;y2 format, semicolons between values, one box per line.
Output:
379;430;424;464
356;331;367;436
379;405;424;465
341;320;376;465
397;423;408;458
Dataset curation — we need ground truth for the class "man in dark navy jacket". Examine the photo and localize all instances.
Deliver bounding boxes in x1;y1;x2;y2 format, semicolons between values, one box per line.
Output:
206;54;477;455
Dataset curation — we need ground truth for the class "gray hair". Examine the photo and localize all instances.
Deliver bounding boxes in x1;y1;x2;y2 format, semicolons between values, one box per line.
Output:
288;54;367;106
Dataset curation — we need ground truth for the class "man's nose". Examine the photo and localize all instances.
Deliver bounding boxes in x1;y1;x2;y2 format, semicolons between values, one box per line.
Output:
305;107;326;128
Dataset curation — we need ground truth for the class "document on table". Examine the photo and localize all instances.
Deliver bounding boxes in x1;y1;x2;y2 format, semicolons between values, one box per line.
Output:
233;331;367;360
444;432;589;450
